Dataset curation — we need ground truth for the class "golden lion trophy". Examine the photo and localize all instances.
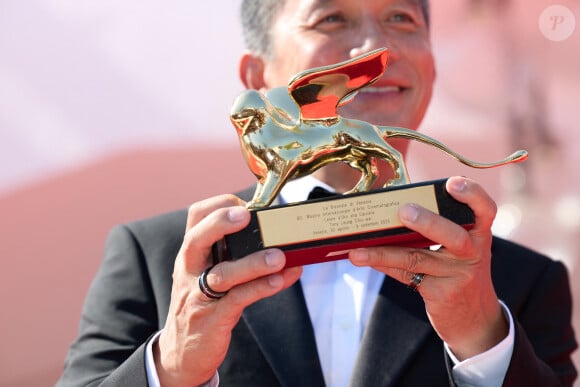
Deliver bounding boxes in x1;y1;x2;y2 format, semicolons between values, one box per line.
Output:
213;48;527;267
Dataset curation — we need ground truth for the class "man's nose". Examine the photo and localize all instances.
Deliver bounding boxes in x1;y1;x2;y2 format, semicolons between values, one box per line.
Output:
349;20;398;61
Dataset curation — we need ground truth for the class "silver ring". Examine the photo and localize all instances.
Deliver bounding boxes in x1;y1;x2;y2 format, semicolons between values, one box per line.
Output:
408;273;425;291
198;266;227;300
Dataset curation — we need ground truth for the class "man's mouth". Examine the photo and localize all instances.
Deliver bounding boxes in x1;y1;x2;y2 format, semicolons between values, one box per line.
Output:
359;85;403;93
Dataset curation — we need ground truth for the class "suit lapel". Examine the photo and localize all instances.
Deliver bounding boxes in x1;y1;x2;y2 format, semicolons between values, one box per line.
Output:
350;276;433;387
243;280;326;387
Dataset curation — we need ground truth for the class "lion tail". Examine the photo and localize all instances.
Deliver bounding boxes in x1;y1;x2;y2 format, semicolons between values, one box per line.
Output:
380;126;528;168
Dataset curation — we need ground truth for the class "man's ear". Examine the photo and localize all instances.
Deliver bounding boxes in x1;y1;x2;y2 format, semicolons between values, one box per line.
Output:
239;52;266;90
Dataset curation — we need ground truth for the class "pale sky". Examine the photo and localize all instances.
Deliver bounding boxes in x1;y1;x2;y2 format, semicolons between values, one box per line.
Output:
0;0;245;193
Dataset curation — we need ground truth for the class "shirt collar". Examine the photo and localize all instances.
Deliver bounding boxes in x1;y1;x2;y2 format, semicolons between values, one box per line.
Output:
279;175;336;205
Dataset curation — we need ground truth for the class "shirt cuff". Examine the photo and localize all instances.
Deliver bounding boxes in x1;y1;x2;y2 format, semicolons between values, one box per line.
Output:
444;300;515;387
145;331;163;387
145;330;220;387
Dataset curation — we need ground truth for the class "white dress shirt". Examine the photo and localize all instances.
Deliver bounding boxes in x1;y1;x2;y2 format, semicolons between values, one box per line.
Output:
145;175;514;386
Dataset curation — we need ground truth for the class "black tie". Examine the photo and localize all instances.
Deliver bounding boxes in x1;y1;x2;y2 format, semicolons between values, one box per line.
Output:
307;186;338;200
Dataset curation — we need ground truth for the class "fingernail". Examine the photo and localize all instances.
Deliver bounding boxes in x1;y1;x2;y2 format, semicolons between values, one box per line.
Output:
400;203;420;223
449;177;467;193
268;274;283;288
265;250;284;267
227;207;247;222
350;248;369;263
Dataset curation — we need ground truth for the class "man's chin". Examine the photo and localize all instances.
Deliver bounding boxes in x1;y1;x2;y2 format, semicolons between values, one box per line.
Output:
338;106;415;128
341;113;415;129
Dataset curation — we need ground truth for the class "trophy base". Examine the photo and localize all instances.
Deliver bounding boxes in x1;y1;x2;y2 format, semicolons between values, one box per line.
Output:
213;178;474;267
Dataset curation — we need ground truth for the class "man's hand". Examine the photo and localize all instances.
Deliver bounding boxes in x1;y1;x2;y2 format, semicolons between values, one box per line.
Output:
349;176;508;360
154;194;302;386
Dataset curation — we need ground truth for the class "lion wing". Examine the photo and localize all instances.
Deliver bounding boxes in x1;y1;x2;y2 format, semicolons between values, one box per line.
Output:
287;48;389;121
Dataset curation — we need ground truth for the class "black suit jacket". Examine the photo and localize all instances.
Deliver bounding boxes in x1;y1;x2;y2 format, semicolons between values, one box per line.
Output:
57;190;577;386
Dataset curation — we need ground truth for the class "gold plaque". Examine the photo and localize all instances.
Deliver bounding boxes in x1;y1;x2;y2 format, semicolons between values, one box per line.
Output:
258;185;437;247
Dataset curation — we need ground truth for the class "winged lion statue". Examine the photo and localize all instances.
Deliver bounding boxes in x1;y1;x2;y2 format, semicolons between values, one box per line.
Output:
230;48;527;209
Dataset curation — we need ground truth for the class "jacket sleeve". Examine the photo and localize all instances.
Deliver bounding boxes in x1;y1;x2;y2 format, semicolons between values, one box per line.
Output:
56;224;160;387
502;260;577;386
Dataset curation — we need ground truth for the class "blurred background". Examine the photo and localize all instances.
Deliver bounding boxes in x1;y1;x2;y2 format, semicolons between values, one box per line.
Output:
0;0;578;385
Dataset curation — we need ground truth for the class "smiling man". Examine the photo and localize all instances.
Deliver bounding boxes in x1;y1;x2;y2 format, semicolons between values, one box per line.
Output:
57;1;577;386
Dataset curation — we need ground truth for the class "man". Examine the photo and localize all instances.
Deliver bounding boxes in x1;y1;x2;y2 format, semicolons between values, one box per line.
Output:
57;0;577;386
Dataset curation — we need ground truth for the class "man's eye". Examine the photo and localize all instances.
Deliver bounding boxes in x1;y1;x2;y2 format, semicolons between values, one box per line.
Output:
313;13;347;31
320;13;346;24
389;13;415;23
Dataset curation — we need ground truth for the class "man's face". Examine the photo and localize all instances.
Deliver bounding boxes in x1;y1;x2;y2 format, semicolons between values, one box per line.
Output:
260;0;435;130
